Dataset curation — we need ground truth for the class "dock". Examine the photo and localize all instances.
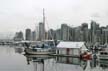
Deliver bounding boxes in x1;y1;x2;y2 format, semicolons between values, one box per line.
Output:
24;53;80;58
49;54;80;58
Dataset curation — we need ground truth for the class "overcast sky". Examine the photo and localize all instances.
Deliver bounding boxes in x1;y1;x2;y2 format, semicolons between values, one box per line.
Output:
0;0;108;38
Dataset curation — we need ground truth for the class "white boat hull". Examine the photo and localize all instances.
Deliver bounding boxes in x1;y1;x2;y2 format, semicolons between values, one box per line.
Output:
99;50;108;60
25;48;54;55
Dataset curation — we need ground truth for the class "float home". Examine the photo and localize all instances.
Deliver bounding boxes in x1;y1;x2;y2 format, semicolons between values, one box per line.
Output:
56;41;88;57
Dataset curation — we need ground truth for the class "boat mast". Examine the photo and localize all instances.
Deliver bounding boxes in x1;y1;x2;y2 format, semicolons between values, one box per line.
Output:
42;8;56;47
43;8;45;40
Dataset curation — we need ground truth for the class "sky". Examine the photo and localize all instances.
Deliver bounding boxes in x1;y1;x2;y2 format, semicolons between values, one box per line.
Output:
0;0;108;38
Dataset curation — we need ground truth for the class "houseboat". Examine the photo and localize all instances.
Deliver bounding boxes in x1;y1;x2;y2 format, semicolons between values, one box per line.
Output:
56;41;88;57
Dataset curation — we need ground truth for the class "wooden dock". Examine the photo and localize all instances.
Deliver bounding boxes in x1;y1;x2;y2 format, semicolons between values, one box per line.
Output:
49;54;80;58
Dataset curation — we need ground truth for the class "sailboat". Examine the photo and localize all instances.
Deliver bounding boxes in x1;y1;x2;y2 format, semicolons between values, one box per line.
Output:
24;9;56;55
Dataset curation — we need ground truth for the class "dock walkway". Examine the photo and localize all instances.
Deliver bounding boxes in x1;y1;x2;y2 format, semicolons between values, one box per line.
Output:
49;54;80;58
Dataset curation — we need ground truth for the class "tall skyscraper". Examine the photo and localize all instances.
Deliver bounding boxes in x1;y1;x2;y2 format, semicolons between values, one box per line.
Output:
101;28;108;44
90;21;99;43
35;26;39;40
68;27;75;41
25;28;31;41
39;22;45;41
55;29;61;40
32;31;36;41
81;23;89;42
61;24;69;41
13;31;24;41
74;26;82;41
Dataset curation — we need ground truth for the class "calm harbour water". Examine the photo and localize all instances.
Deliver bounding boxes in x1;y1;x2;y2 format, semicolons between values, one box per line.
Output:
0;46;108;71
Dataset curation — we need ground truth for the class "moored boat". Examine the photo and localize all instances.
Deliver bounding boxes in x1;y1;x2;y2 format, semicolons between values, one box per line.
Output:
99;47;108;60
24;41;56;55
24;9;57;55
24;47;54;55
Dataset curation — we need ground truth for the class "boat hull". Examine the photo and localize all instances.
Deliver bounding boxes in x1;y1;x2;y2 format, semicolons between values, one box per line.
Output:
99;50;108;60
24;48;54;55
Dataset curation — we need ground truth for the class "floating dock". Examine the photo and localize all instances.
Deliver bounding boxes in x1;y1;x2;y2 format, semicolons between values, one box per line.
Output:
49;54;80;58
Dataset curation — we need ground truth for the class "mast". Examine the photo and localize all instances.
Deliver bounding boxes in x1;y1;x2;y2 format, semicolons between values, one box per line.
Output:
43;8;45;40
42;8;56;47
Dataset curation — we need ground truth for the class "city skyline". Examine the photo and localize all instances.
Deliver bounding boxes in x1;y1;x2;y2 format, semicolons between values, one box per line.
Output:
1;20;108;39
13;20;108;45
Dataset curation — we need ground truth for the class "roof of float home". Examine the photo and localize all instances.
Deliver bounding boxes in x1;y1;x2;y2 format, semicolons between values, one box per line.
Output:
57;41;85;48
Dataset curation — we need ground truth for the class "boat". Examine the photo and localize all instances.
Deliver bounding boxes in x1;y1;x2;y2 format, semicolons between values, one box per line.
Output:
99;47;108;60
24;9;57;55
24;43;55;55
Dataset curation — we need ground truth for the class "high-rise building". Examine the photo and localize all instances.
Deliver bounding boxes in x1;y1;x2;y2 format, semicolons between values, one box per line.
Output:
55;29;61;40
25;28;31;41
81;23;89;42
35;26;39;40
32;31;36;41
74;26;82;41
90;21;100;43
13;31;24;41
39;22;45;41
95;29;101;43
61;24;69;41
101;28;108;44
68;27;75;41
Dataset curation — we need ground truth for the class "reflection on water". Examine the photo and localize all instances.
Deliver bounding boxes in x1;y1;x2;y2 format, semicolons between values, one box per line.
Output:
0;46;108;71
24;55;87;71
14;47;24;54
24;52;108;71
0;46;34;71
99;60;108;70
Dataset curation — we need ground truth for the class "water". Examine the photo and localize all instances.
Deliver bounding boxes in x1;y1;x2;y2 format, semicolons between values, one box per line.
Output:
0;46;108;71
